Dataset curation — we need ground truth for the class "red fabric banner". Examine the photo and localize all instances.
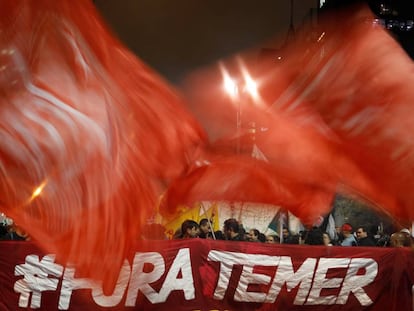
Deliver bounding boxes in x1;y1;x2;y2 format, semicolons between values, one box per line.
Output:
0;240;413;311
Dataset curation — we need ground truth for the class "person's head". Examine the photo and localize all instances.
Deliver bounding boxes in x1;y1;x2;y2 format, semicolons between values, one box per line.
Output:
181;220;199;238
356;226;368;239
213;230;225;240
6;222;29;240
248;229;260;241
266;235;280;243
223;218;240;239
199;218;211;235
282;227;290;238
341;223;353;237
322;232;331;246
304;227;324;245
258;232;266;243
390;231;412;247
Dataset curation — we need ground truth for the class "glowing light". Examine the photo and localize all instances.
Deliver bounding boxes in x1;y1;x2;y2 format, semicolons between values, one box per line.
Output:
223;75;238;98
220;58;262;105
244;74;258;98
219;62;239;99
30;181;47;201
317;32;325;42
237;57;260;103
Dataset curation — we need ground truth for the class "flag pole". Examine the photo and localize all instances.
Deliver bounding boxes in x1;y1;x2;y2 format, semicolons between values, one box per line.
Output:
200;202;216;240
279;209;284;244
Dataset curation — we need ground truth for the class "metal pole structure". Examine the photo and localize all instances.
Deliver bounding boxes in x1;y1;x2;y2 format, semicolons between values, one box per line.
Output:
200;202;216;240
236;98;241;154
279;211;284;244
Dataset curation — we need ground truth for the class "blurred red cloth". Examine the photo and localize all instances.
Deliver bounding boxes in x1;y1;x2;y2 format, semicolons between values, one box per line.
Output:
0;0;205;288
2;0;414;292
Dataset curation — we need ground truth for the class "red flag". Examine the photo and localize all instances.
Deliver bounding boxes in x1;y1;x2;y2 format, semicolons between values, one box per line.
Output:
259;4;413;221
0;0;205;288
3;0;414;293
181;3;410;224
160;154;335;225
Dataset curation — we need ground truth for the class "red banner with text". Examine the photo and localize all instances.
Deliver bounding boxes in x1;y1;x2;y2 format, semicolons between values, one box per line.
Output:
0;240;413;311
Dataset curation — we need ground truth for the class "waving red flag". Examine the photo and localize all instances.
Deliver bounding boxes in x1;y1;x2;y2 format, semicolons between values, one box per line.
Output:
0;0;205;287
2;0;414;293
260;4;414;221
180;4;411;224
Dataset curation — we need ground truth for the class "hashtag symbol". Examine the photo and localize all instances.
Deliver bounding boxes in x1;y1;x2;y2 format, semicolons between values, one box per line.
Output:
14;254;64;308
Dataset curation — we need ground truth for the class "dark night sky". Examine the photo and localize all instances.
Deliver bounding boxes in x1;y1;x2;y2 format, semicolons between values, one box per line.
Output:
95;0;318;84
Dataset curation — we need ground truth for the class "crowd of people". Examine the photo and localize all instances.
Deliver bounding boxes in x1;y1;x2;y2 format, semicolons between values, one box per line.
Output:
170;218;414;248
0;221;30;241
1;214;412;248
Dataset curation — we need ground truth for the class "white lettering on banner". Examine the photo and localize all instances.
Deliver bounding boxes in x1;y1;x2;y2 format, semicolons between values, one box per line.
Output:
14;249;194;309
12;249;379;309
126;248;195;305
14;254;64;308
207;251;378;306
306;258;350;305
159;248;195;301
266;256;317;305
59;266;98;310
207;251;279;301
336;258;377;306
91;261;131;307
59;260;131;310
126;252;166;305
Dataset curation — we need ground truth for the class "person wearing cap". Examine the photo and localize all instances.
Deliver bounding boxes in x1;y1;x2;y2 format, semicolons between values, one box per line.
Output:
340;223;358;246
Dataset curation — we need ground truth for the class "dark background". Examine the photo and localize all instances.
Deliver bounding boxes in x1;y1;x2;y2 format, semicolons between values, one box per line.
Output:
94;0;414;84
94;0;318;84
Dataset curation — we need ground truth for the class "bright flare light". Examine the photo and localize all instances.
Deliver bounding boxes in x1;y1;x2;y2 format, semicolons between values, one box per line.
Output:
220;62;238;99
244;74;258;99
223;75;238;98
30;181;47;201
237;57;260;103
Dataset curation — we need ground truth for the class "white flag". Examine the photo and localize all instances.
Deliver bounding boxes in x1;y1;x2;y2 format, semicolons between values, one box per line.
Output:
326;214;336;241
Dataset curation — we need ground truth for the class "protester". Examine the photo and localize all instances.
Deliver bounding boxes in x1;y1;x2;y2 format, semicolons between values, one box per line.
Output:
400;228;413;244
223;218;245;241
247;229;261;242
340;223;357;246
304;227;324;245
179;220;199;239
323;232;333;246
265;235;280;243
356;226;376;246
258;232;266;243
213;230;226;240
198;218;212;239
334;226;344;245
282;226;298;244
390;230;412;247
0;223;29;241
